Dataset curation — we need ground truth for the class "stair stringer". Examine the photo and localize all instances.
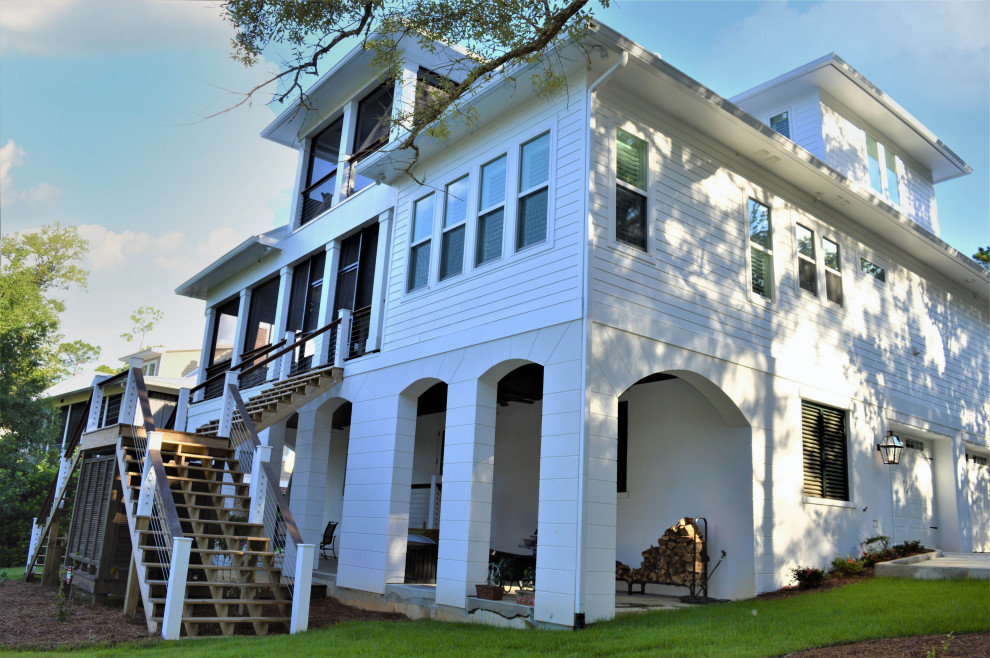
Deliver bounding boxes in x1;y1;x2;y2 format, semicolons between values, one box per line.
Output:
24;451;81;580
115;439;160;635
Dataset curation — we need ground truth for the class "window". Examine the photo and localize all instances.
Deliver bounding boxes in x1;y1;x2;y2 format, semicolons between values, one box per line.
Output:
860;257;886;283
415;68;452;124
516;132;550;250
288;251;327;334
440;176;468;280
101;393;122;427
617;400;628;493
822;237;843;306
866;136;883;194
301;117;343;224
334;224;379;357
748;199;773;299
769;111;790;138
967;452;989;467
409;194;435;291
615;128;648;250
884;149;900;206
141;362;157;377
796;224;817;295
209;298;239;366
801;401;849;501
865;135;901;205
352;83;395;161
476;155;506;265
243;277;280;353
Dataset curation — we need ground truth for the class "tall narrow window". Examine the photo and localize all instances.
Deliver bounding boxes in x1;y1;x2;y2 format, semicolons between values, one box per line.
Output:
884;149;900;206
209;298;239;366
822;237;843;306
748;199;773;299
287;251;327;334
516;132;550;250
476;155;506;265
408;194;435;291
796;224;817;295
769;111;790;138
615;129;648;251
440;176;468;280
301;117;343;224
352;83;395;160
243;277;280;354
801;401;849;501
866;136;883;194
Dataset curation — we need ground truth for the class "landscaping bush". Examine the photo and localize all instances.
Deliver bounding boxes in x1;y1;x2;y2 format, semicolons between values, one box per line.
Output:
791;565;827;589
830;555;865;577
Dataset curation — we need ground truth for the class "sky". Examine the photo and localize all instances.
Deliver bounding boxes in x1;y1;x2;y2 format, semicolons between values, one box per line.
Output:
1;0;987;374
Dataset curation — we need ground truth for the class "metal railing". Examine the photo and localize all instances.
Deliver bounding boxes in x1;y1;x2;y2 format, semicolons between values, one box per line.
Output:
348;306;372;359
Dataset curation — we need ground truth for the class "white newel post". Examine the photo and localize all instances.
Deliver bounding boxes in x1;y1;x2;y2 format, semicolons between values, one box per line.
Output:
279;331;297;381
174;388;190;432
291;543;315;633
334;309;352;368
120;357;144;426
249;444;272;525
87;383;105;431
313;242;340;369
136;432;163;518
217;372;240;438
162;537;192;640
26;518;41;568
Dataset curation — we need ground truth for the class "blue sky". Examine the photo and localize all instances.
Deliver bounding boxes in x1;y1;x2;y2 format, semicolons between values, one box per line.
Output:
1;1;986;369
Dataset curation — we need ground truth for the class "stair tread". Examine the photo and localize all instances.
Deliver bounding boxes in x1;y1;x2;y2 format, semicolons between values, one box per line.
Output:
151;598;288;605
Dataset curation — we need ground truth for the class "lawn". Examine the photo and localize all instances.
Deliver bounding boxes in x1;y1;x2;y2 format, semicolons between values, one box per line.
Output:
7;578;989;657
0;565;25;582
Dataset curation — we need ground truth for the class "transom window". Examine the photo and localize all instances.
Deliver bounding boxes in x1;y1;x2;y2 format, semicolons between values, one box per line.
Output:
516;132;550;250
440;176;469;280
615;128;648;251
796;224;817;295
476;155;506;265
860;257;886;283
409;194;435;291
802;401;849;501
748;199;773;299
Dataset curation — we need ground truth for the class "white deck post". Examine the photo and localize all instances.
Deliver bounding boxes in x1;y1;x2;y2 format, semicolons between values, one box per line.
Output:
162;537;192;640
86;383;105;431
119;357;144;426
174;388;190;432
217;372;240;438
313;242;340;369
334;309;352;368
290;543;316;633
136;432;163;518
26;518;41;568
248;444;272;525
279;331;297;381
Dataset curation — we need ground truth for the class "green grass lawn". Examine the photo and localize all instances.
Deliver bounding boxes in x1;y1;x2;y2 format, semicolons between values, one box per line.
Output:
8;578;989;657
0;565;25;582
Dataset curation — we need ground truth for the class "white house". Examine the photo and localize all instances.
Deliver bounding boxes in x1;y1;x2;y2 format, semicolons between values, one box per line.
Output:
169;22;989;629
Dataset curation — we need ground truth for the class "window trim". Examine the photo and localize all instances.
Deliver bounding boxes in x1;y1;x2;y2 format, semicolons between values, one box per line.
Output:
858;251;888;286
476;153;508;268
864;133;902;207
747;197;774;301
795;222;818;297
439;174;470;281
515;131;552;252
407;192;437;292
300;115;345;225
614;126;650;253
821;235;844;306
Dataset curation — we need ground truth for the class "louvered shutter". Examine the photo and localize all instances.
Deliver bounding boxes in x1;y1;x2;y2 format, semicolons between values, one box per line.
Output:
802;402;849;500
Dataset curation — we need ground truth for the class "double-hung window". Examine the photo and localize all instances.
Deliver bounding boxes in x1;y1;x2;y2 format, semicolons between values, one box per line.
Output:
476;155;506;265
865;135;901;206
822;237;843;306
801;401;849;501
748;199;773;299
440;176;468;280
796;224;818;295
301;117;343;224
516;132;551;250
408;194;435;291
615;129;648;251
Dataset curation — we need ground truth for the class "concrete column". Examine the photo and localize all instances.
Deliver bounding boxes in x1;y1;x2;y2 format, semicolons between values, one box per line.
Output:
336;393;416;594
289;406;333;568
435;377;497;608
313;242;340;368
231;288;251;368
366;210;392;353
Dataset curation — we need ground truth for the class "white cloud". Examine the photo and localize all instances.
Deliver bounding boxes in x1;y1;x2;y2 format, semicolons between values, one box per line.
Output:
0;139;61;209
0;0;230;56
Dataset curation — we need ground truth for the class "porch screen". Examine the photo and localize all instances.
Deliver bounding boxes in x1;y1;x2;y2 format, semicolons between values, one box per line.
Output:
801;401;849;500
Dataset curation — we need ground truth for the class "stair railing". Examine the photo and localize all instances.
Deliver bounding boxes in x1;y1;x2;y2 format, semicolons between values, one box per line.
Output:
225;383;314;633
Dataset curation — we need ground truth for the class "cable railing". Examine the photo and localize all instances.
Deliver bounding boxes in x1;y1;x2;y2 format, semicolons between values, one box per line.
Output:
348;306;372;359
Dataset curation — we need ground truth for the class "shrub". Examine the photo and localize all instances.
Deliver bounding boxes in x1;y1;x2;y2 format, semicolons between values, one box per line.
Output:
861;548;897;566
893;540;924;557
791;565;826;589
830;554;865;577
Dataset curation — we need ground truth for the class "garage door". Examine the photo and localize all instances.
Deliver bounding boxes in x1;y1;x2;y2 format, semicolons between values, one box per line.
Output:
892;438;938;549
966;452;989;552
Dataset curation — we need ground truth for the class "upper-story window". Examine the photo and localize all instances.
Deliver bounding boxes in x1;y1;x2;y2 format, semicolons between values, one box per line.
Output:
865;135;901;206
243;277;280;354
516;132;551;250
748;199;773;299
769;111;790;138
440;176;469;280
353;83;395;162
615;128;648;251
209;298;239;366
796;224;817;296
287;251;326;334
822;237;843;306
409;194;435;291
860;257;886;283
301;117;343;225
141;361;158;377
415;68;451;123
477;155;506;265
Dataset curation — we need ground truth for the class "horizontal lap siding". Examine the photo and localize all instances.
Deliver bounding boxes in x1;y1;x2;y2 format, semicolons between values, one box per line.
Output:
383;88;587;352
591;89;988;434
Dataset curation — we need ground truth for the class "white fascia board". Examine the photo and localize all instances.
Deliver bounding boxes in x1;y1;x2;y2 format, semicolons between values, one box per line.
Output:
175;228;285;300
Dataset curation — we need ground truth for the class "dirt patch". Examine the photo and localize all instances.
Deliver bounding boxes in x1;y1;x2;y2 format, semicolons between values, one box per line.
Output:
788;632;990;657
755;566;876;601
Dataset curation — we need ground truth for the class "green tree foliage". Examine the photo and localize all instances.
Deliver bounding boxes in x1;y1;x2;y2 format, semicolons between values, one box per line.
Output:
57;340;102;377
222;0;605;174
120;306;164;350
973;246;990;270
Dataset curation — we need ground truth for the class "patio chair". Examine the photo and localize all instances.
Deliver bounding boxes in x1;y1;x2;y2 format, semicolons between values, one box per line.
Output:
321;521;338;559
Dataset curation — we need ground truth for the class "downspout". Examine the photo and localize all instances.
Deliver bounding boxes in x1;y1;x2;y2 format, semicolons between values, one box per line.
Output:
574;48;628;629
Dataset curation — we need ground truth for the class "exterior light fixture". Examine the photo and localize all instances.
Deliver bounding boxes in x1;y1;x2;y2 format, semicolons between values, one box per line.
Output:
877;431;903;465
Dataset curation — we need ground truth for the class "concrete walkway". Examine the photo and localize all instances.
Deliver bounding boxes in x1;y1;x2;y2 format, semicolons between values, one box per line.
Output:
875;551;990;580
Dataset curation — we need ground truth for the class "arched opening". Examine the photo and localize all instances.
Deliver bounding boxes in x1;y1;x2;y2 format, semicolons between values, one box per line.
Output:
404;381;447;583
615;372;754;601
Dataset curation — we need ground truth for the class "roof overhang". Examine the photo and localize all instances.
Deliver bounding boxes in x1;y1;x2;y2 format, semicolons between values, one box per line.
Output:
730;54;971;183
175;228;284;300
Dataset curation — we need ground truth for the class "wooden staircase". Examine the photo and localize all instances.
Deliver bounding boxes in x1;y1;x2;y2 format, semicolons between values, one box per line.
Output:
118;430;291;637
195;366;342;436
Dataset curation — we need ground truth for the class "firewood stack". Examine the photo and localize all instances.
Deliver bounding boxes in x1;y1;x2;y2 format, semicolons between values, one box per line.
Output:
654;517;706;586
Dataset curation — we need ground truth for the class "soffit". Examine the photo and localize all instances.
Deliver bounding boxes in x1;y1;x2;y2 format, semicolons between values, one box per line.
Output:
175;229;284;300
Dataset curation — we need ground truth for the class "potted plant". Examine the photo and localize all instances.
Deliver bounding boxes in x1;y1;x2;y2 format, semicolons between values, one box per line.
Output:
475;559;507;600
515;566;535;606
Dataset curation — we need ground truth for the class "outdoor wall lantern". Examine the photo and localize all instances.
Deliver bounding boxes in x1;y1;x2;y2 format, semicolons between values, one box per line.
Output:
877;431;903;465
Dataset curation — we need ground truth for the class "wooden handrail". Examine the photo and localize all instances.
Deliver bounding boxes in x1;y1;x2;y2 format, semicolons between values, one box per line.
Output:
149;449;185;539
189;338;288;395
351;305;372;319
228;384;304;546
97;370;128;389
132;369;156;434
62;397;92;459
237;319;339;382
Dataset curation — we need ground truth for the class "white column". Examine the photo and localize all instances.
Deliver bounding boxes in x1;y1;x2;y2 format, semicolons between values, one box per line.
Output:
279;331;297;380
336;394;415;594
390;66;417;143
435;377;497;608
273;266;293;342
366;210;392;353
289;146;308;230
231;288;251;368
174;388;190;432
120;357;144;427
334;310;352;368
86;383;105;432
289;407;332;568
26;518;41;568
335;101;358;202
195;306;217;400
313;242;340;368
